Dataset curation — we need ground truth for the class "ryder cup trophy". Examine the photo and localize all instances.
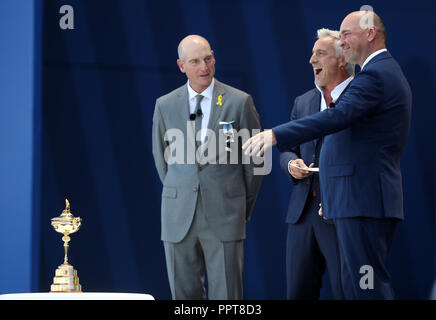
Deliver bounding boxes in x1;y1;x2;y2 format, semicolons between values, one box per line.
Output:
50;199;82;292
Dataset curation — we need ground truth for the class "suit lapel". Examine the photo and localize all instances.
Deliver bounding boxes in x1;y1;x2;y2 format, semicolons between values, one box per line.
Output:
208;79;225;132
309;90;321;148
309;90;321;115
175;85;196;151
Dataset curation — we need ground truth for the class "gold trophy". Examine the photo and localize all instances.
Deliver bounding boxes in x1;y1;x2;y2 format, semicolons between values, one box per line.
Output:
50;199;82;292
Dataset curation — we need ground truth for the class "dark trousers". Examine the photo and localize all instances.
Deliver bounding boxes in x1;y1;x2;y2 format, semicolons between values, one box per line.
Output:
334;217;399;299
286;192;343;299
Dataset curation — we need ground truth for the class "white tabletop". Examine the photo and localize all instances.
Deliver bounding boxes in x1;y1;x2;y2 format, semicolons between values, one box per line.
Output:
0;292;154;300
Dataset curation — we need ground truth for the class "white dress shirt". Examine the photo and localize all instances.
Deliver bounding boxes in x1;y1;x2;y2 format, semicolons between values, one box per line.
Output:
315;76;354;111
361;48;387;70
187;78;215;143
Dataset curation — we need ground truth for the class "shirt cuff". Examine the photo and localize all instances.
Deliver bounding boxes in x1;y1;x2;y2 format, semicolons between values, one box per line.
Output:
288;160;293;175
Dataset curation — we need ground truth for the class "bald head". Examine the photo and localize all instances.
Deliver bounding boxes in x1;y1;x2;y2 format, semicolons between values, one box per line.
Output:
339;11;387;67
176;35;216;93
345;11;386;42
178;35;212;61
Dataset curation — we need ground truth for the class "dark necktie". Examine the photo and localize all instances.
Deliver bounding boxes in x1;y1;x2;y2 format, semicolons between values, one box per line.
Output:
194;94;204;148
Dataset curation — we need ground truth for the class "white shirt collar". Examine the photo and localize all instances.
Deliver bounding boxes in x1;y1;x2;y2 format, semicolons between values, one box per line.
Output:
315;76;354;111
331;76;354;102
187;78;215;101
361;48;387;70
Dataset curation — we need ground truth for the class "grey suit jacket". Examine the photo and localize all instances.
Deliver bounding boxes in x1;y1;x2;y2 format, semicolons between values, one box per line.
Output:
152;79;262;243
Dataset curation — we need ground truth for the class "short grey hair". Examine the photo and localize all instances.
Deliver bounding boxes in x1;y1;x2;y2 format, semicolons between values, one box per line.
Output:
317;28;355;76
177;44;184;60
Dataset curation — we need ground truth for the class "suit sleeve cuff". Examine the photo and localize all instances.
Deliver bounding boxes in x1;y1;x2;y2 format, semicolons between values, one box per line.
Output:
272;127;287;152
287;160;299;185
287;160;293;175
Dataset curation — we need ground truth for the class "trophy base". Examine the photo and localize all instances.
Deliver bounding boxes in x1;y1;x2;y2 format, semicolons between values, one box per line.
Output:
50;263;82;292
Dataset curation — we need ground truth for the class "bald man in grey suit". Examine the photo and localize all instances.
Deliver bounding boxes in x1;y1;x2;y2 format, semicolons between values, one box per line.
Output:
152;35;262;299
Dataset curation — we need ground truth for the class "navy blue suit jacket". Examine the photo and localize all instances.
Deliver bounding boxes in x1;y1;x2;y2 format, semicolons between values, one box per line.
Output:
273;51;412;220
279;89;321;224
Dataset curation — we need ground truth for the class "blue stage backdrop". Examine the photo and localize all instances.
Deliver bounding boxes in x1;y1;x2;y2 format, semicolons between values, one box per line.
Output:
0;0;434;299
0;0;42;294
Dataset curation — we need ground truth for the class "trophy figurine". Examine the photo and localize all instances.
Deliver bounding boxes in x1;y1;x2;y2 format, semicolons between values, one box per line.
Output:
50;199;82;292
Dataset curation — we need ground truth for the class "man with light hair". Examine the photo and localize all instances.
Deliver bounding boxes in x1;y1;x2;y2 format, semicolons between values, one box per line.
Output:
317;28;355;76
245;10;412;299
279;28;353;299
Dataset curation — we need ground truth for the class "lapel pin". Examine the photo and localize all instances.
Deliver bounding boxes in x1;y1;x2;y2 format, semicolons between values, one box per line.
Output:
216;94;223;106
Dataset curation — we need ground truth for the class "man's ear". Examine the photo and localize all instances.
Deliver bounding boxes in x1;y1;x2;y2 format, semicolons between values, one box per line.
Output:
338;56;347;69
367;26;377;42
177;59;185;73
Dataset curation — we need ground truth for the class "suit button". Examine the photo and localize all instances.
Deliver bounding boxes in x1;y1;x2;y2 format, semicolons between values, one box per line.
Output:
312;190;317;197
312;154;316;159
193;187;198;192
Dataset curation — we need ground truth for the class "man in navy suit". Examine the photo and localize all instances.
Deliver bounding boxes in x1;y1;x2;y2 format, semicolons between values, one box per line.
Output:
244;11;412;299
281;28;354;299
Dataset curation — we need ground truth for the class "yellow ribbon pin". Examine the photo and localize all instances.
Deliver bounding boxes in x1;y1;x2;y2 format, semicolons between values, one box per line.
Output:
216;95;223;106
